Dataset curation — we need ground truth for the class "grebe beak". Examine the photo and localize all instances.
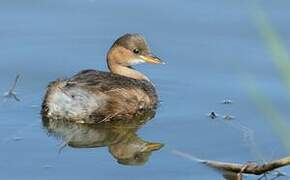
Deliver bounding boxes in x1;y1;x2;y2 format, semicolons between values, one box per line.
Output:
139;54;165;64
143;143;164;152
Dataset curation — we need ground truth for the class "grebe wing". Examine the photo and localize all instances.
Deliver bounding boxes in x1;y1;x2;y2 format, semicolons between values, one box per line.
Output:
68;69;157;112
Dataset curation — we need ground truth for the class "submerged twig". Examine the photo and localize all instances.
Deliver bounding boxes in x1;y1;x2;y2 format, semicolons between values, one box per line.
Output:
3;74;21;101
97;111;120;123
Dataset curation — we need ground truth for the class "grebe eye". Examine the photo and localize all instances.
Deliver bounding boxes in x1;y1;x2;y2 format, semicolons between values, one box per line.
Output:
133;48;140;54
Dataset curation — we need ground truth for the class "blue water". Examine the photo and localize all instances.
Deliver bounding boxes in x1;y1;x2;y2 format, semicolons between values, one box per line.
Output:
1;0;290;179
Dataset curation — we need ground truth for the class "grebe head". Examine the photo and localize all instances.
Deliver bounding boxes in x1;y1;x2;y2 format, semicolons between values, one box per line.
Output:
106;34;163;80
109;137;164;166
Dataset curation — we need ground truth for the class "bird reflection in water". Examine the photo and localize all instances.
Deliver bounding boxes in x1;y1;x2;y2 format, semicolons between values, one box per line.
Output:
42;110;163;166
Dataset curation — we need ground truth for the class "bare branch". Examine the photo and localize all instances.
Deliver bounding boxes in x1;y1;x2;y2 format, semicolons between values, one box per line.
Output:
172;150;290;176
203;156;290;175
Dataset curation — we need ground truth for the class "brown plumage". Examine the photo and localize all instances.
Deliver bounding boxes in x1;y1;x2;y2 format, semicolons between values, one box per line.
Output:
42;33;164;123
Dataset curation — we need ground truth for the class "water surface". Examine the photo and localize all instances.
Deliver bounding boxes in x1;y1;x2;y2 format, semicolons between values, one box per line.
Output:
1;0;290;179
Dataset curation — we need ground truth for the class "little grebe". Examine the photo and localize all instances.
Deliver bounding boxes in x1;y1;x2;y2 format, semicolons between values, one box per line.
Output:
42;33;163;123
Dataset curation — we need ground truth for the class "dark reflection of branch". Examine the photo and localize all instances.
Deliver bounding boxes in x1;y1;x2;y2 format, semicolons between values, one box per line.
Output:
42;110;163;166
3;74;20;101
223;171;243;180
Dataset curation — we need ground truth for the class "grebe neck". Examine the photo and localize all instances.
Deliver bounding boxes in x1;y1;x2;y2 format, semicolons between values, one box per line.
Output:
108;64;150;81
